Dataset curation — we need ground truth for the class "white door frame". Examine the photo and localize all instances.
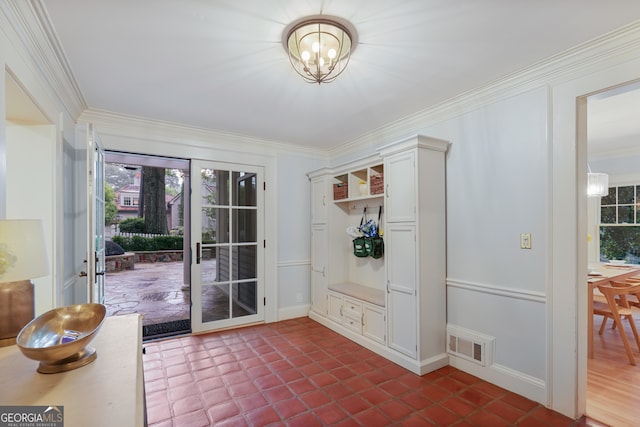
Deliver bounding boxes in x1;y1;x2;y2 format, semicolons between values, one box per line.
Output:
191;159;265;333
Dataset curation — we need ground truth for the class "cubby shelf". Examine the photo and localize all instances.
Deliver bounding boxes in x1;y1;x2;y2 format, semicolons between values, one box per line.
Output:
333;194;384;205
332;163;384;202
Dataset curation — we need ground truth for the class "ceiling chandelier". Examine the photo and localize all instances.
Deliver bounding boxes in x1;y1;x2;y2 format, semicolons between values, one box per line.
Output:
284;16;357;84
587;172;609;198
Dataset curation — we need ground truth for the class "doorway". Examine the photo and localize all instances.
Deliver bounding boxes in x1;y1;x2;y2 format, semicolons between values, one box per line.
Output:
103;151;191;340
584;80;640;425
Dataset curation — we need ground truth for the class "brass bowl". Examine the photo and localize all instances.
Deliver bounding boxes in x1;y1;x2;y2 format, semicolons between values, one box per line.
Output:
17;303;106;374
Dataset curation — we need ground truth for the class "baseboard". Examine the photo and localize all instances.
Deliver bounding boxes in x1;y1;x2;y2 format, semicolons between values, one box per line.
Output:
418;353;449;375
448;354;546;405
308;311;447;376
278;304;311;321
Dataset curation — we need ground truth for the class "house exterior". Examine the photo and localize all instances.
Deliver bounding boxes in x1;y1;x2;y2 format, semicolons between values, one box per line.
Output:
3;1;640;420
114;173;141;220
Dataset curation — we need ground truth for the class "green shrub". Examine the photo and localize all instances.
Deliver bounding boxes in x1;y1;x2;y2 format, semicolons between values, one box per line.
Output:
112;235;183;251
119;217;146;233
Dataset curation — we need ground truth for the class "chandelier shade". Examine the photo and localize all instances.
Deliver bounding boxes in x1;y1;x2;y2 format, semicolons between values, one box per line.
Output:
587;173;609;198
284;16;356;84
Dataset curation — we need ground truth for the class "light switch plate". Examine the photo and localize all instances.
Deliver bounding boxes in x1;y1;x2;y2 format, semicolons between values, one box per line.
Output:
520;233;532;249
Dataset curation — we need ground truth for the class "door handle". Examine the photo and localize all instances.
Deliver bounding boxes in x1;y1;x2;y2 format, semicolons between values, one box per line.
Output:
196;242;201;264
80;258;88;277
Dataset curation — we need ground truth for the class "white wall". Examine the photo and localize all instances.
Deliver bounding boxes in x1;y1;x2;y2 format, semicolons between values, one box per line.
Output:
1;2;83;312
276;152;326;319
6;124;56;315
318;23;640;416
424;87;549;394
4;1;640;419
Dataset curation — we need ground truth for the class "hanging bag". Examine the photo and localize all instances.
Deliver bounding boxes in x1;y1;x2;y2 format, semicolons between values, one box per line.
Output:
353;208;369;257
368;206;384;259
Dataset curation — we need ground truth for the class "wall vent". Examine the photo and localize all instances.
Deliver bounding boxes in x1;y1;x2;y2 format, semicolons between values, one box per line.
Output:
447;324;495;367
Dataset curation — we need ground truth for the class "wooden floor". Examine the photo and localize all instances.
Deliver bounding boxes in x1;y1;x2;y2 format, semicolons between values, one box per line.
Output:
587;314;640;427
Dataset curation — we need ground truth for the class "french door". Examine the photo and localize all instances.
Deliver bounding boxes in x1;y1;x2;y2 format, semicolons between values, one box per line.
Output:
86;124;106;304
191;160;264;332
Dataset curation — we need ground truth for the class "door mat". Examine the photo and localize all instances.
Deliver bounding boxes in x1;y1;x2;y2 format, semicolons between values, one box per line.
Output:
143;319;191;340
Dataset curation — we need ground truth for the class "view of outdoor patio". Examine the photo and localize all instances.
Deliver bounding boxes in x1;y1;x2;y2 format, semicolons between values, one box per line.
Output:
105;261;190;327
104;257;253;339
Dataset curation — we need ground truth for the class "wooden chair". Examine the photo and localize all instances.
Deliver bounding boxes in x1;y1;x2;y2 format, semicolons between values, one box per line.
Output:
594;281;640;365
621;276;640;308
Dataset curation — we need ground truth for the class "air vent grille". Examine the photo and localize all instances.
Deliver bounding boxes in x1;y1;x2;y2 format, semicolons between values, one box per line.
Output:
447;325;495;367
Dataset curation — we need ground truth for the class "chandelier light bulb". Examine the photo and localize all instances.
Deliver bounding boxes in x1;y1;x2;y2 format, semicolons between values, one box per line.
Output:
284;16;356;84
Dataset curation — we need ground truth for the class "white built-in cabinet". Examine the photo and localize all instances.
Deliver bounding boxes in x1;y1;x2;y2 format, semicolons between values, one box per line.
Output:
307;135;449;375
311;225;328;316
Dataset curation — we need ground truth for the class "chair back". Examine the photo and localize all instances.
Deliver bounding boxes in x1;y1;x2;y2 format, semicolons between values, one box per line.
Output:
599;281;640;313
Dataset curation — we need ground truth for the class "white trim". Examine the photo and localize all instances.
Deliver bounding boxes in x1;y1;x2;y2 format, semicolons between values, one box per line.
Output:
1;1;86;119
449;356;546;405
79;109;326;160
278;304;310;321
278;259;311;268
309;311;448;376
329;21;640;159
551;53;640;419
446;279;546;304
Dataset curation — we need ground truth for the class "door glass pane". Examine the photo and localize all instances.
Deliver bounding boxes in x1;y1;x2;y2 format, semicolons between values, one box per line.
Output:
202;284;229;322
233;245;257;280
202;208;229;244
201;169;229;206
233;209;257;242
201;247;222;285
215;246;230;282
233;172;257;207
232;281;257;317
94;142;105;304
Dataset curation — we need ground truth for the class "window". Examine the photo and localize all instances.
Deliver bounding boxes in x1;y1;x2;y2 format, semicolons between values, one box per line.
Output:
123;196;132;206
599;185;640;263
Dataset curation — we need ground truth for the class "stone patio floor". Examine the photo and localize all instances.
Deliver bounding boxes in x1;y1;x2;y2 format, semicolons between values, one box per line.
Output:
104;261;190;326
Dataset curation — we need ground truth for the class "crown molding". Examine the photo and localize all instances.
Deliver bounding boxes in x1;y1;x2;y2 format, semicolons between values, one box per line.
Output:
79;109;328;160
1;0;86;120
329;20;640;160
589;145;640;161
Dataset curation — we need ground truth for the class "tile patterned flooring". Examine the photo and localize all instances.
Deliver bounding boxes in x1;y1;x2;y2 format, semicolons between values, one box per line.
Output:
143;317;596;426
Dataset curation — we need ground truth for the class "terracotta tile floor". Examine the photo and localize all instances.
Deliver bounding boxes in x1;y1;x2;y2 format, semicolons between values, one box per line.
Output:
143;317;598;426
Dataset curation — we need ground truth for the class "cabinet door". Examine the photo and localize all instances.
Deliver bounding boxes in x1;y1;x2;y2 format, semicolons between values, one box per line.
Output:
385;151;415;222
386;224;417;358
327;292;343;323
311;226;328;315
363;304;386;345
311;177;328;224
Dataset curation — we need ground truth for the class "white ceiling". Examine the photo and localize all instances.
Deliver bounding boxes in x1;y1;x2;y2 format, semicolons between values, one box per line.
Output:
36;1;640;150
588;82;640;159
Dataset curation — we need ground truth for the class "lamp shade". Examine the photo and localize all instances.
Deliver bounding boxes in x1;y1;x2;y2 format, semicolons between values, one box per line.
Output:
587;173;609;198
0;219;49;283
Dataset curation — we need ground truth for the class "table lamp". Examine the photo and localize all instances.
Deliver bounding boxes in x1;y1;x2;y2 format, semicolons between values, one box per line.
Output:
0;219;49;346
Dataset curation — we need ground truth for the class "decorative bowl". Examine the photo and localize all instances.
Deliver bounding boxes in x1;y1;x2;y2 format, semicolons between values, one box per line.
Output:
16;303;106;374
